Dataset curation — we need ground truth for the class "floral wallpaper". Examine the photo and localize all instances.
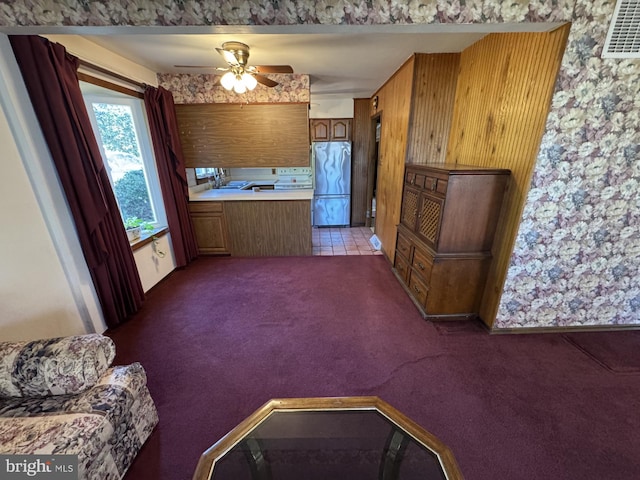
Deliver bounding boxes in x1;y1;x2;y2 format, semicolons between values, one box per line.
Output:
157;73;309;104
495;0;640;328
1;0;638;329
0;1;574;26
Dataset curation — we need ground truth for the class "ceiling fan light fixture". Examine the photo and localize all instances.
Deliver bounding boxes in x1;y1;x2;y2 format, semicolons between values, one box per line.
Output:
220;71;236;90
242;72;258;90
233;75;247;94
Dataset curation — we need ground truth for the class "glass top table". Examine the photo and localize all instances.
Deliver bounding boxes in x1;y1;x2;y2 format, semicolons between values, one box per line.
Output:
193;397;462;480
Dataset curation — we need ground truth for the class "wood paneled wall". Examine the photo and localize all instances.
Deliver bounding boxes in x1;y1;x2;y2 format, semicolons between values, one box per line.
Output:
372;54;461;259
446;25;571;327
373;56;415;258
225;200;312;256
406;54;460;165
175;103;309;168
351;99;372;226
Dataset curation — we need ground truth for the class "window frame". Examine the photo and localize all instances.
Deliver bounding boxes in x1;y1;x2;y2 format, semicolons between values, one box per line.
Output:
82;86;167;231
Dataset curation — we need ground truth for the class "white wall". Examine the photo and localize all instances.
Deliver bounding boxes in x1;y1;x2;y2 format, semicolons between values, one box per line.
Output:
44;35;159;87
309;97;354;118
134;233;177;292
0;113;88;340
0;35;104;340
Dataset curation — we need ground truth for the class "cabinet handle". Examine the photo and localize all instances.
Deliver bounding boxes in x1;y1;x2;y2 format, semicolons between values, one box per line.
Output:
417;262;425;270
413;285;421;294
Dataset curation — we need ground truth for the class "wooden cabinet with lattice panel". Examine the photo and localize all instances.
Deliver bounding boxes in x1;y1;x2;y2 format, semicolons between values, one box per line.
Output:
400;187;420;230
417;193;443;248
394;163;510;321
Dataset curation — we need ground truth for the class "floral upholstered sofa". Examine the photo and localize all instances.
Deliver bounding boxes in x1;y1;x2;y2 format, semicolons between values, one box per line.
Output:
0;334;158;479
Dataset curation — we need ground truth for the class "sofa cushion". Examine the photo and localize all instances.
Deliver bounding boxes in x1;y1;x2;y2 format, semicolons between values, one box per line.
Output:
0;334;116;398
0;363;158;480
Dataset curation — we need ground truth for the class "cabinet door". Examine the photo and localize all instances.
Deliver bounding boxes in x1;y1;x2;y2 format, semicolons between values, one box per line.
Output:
400;186;420;231
330;119;351;141
310;119;330;141
176;103;309;167
310;119;352;141
416;192;444;250
191;214;229;255
189;205;230;255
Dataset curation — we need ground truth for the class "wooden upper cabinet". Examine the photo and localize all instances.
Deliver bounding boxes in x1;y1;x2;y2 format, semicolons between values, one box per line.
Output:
310;119;330;141
310;118;351;142
175;103;310;168
330;119;351;140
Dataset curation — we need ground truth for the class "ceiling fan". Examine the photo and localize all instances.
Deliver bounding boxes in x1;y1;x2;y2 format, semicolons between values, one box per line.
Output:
175;41;294;92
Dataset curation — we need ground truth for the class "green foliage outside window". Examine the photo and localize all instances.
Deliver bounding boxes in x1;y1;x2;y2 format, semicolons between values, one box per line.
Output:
92;103;139;156
114;169;154;222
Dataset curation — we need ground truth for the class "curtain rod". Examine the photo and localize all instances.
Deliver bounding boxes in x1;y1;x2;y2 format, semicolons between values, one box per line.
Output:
77;59;148;90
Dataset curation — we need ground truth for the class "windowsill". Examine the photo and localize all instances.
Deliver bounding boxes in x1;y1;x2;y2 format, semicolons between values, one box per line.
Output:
130;226;169;251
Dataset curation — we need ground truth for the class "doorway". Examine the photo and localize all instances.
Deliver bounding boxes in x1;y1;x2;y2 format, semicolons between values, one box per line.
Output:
366;113;381;231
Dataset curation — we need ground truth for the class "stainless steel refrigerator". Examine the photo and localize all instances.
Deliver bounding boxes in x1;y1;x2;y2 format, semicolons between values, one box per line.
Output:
312;141;351;227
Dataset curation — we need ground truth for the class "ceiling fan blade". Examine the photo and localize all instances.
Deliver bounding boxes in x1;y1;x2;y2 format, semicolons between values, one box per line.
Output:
216;47;240;66
253;65;294;74
253;74;279;88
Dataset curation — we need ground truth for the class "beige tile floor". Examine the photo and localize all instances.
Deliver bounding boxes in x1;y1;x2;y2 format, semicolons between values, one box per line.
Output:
312;227;384;256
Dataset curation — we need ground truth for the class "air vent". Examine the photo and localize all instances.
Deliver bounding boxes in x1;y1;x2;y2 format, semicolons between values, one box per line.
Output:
602;0;640;58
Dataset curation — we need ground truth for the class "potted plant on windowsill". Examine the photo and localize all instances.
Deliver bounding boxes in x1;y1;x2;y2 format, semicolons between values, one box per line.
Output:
124;217;146;242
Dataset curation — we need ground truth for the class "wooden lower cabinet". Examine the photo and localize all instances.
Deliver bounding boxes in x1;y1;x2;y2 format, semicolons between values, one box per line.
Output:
224;200;311;256
394;163;509;321
189;202;230;255
190;200;312;257
395;224;491;320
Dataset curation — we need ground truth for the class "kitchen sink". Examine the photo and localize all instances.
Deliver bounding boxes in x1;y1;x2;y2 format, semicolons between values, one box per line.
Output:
219;181;250;189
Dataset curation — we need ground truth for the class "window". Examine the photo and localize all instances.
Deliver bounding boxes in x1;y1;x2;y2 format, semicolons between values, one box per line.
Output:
195;167;216;179
82;83;166;230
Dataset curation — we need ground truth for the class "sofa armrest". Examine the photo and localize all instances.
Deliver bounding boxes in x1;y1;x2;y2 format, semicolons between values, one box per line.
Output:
0;363;150;421
95;363;148;399
0;334;116;398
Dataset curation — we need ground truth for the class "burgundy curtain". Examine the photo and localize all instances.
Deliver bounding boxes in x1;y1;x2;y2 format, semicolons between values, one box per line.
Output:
10;35;144;328
144;86;198;267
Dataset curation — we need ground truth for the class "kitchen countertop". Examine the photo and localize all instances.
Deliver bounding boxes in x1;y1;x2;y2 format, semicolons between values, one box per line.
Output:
190;188;314;202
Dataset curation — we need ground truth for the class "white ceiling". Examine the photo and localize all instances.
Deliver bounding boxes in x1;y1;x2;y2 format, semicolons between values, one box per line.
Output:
74;23;563;100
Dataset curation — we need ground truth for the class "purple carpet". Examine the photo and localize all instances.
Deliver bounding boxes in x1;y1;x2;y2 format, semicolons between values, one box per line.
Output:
107;256;640;480
563;331;640;373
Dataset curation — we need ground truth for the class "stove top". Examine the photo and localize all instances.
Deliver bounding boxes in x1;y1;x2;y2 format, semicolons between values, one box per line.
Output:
275;167;313;190
274;182;313;190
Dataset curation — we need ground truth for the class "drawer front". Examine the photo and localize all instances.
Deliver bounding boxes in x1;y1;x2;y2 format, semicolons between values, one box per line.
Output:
424;176;437;191
396;232;413;261
412;248;433;282
435;178;448;195
394;254;410;284
406;171;426;188
408;271;429;306
189;201;224;213
405;171;415;186
422;175;448;197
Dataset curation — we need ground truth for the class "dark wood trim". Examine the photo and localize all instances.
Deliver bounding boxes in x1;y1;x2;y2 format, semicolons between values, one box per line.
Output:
365;112;382;228
491;324;640;334
78;72;144;99
130;226;169;251
78;59;146;89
